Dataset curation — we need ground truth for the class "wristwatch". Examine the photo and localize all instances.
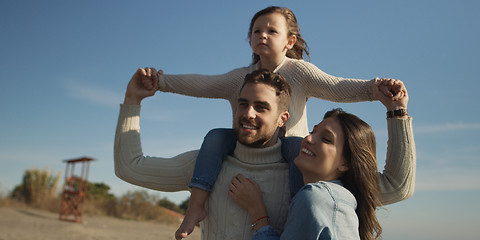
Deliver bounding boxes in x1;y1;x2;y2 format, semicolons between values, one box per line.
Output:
386;109;408;118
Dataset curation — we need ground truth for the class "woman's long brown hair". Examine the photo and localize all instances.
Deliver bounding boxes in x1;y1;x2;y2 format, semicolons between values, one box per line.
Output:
324;109;382;240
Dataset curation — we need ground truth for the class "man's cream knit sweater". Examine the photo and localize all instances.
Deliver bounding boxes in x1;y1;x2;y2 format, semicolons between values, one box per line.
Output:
115;105;289;240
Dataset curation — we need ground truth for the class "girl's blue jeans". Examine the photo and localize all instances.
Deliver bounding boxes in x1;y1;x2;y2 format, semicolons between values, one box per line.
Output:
189;128;304;198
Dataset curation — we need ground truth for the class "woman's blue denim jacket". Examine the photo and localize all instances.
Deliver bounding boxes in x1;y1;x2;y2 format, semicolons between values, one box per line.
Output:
252;180;360;240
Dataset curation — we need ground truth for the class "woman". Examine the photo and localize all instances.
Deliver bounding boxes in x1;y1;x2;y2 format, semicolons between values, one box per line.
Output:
229;86;413;240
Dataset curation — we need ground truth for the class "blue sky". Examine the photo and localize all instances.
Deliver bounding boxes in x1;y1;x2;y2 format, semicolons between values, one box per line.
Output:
1;0;479;239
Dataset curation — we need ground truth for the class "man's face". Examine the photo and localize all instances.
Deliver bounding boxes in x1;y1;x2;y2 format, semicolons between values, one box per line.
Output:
235;82;288;148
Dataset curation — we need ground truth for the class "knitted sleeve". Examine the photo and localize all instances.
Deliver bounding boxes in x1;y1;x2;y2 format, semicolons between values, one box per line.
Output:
158;67;250;99
284;60;376;102
378;117;416;205
114;104;197;192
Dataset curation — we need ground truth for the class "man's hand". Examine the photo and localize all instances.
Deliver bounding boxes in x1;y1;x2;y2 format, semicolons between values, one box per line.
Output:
124;68;159;105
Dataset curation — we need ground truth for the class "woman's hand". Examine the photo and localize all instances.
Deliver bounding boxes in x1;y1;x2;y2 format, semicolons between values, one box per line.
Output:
228;174;268;224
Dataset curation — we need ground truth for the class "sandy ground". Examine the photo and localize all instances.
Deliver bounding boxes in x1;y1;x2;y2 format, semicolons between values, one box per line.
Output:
0;207;201;240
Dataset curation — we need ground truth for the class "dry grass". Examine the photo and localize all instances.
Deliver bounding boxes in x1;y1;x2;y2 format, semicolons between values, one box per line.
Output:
1;192;182;226
4;168;184;226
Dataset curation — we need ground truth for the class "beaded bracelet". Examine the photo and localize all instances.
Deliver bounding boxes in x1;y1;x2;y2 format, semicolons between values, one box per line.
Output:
251;216;269;229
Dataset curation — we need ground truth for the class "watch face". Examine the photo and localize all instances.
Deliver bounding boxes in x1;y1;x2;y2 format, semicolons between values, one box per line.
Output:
387;109;408;118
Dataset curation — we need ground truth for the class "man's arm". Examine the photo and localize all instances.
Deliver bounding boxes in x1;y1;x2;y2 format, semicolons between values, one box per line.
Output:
113;69;198;192
373;80;416;205
379;117;416;204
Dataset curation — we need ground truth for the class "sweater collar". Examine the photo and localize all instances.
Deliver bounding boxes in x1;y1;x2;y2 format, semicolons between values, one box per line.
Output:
233;139;284;165
253;57;289;73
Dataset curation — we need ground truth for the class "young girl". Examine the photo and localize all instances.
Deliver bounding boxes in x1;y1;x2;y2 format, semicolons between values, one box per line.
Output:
229;108;405;239
141;6;408;239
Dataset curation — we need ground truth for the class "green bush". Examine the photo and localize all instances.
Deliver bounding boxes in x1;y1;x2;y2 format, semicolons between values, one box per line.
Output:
11;168;60;209
158;197;184;214
8;169;183;225
114;190;180;225
179;197;190;213
86;182;115;201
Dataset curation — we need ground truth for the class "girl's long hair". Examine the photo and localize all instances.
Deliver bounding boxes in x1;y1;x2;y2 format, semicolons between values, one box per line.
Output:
324;109;382;240
248;6;310;64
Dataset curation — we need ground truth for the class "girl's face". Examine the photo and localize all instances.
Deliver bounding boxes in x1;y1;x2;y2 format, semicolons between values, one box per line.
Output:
294;117;349;184
250;13;296;61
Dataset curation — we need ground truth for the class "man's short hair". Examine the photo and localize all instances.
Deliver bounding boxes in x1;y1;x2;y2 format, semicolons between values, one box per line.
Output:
240;69;292;112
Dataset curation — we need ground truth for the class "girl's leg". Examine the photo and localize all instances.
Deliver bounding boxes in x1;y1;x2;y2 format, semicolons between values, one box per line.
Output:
189;128;237;191
281;137;304;199
176;128;237;239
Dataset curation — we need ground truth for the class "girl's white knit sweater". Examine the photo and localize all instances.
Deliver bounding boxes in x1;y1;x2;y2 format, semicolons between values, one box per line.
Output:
158;57;377;137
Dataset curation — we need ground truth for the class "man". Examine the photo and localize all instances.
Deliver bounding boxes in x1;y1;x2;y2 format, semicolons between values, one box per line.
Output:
115;69;294;239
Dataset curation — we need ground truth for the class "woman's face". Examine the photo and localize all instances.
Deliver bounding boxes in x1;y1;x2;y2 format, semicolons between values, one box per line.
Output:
294;117;349;183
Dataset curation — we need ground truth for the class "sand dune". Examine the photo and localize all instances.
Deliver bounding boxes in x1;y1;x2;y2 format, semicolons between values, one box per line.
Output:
0;207;201;240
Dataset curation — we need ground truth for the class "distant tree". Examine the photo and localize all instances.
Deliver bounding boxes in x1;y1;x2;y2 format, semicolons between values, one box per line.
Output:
157;197;183;214
86;182;115;201
179;197;190;213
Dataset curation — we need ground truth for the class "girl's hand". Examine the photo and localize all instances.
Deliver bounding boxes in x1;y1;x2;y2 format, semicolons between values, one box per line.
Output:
141;67;160;91
228;174;268;221
373;79;409;112
375;78;406;101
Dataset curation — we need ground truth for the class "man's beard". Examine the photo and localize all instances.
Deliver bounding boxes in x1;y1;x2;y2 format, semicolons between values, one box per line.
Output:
236;119;278;148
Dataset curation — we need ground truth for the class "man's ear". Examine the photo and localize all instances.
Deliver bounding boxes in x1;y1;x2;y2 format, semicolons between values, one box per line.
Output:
286;35;297;50
277;111;290;128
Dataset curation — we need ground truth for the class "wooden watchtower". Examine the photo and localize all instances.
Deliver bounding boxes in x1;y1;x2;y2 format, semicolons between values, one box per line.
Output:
59;157;95;223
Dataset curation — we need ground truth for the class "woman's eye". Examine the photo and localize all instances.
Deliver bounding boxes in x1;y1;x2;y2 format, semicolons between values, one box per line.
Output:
322;137;332;143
